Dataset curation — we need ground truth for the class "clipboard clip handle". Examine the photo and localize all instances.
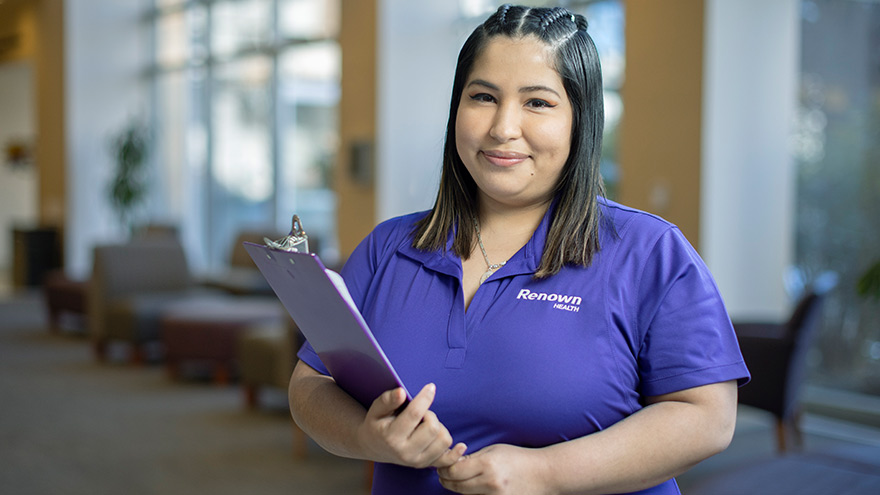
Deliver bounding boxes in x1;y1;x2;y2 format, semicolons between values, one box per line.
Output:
264;214;310;253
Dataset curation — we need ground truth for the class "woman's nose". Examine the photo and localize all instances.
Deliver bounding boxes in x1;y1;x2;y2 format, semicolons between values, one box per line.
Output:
488;104;522;142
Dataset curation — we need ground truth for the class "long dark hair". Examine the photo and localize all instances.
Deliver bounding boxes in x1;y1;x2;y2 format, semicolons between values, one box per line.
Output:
412;4;606;278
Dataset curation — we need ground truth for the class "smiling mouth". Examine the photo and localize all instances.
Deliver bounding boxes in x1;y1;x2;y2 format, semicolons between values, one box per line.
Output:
481;150;529;167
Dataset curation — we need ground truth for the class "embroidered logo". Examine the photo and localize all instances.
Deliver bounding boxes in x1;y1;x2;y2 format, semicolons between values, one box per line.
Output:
516;288;582;312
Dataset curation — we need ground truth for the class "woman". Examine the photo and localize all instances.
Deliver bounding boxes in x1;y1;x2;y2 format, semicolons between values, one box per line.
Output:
289;5;749;494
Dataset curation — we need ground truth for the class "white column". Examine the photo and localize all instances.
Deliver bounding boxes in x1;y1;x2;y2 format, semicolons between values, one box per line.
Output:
701;0;801;320
65;0;152;278
377;0;477;221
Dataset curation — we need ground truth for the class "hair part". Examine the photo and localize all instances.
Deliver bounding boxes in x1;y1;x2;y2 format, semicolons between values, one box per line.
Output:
412;4;606;278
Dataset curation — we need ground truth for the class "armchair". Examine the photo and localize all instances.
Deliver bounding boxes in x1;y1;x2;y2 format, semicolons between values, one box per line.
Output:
88;239;224;363
238;319;307;457
734;272;837;452
200;230;280;296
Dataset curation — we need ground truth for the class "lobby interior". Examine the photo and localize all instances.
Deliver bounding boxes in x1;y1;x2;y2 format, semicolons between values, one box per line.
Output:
1;1;879;493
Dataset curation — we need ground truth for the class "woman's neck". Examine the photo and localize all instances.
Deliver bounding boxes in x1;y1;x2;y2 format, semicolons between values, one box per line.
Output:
460;196;552;310
475;197;552;240
471;197;552;267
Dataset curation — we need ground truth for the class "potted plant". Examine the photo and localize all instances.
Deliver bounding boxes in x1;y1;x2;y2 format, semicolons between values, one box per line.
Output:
857;259;880;301
108;119;150;235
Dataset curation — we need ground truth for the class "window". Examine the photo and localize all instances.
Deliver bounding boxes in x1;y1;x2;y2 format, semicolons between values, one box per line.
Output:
150;0;340;272
571;1;624;200
795;0;880;396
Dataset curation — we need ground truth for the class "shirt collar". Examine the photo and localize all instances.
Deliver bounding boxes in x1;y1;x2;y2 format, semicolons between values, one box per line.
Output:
504;200;555;276
396;219;462;279
396;201;557;280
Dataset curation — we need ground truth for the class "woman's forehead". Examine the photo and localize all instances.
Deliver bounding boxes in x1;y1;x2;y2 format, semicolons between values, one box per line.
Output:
467;35;562;88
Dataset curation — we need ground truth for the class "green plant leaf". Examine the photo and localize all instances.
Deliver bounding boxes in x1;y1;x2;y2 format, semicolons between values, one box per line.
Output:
857;260;880;300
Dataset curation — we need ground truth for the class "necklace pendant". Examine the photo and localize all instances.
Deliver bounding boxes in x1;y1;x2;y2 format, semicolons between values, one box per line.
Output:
479;262;505;284
473;217;507;285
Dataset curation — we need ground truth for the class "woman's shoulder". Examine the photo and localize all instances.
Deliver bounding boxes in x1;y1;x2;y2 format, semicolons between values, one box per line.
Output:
595;198;705;268
362;210;431;252
596;198;706;275
371;210;430;238
599;197;678;239
344;210;431;276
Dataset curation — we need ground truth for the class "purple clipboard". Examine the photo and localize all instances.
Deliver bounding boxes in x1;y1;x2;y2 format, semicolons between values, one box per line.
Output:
243;242;411;407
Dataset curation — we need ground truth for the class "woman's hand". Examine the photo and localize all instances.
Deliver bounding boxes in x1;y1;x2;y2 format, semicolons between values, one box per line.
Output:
357;383;467;469
439;381;738;494
437;444;549;495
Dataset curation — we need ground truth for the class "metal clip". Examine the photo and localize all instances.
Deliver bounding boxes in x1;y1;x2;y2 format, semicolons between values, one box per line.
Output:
264;215;310;253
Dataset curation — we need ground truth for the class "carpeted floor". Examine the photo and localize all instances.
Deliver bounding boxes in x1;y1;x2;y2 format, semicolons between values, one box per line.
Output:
0;291;366;495
2;290;879;495
686;446;880;494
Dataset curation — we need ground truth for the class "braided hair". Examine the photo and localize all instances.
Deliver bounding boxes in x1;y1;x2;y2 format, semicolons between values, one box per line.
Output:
412;4;606;278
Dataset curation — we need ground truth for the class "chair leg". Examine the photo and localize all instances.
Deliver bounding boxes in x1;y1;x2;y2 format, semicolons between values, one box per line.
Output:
166;358;182;381
775;414;805;454
213;363;230;385
791;409;805;451
365;461;374;493
93;340;107;362
131;344;146;365
775;418;788;453
244;384;259;409
291;420;308;460
48;307;61;333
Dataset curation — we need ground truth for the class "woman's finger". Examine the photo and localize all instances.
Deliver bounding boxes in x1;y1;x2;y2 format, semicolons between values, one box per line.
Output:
387;383;436;437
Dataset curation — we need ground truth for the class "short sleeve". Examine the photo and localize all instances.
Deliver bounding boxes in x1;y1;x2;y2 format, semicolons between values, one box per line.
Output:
635;227;750;396
296;340;329;375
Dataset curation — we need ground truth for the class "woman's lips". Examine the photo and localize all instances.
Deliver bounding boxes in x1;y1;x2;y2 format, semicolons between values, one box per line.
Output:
481;150;529;167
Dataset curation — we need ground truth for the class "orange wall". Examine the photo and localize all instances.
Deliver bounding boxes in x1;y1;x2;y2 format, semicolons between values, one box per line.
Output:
335;0;377;260
34;0;66;229
619;0;704;248
0;0;66;234
0;2;37;62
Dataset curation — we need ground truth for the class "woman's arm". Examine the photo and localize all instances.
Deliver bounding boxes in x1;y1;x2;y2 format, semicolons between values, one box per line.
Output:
437;380;738;495
288;360;466;468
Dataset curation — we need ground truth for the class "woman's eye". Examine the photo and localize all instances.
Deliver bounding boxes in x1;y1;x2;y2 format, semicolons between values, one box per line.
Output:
526;99;555;109
470;93;496;103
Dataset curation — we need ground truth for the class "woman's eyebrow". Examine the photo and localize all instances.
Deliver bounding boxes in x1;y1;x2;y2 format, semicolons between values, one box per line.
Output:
519;85;562;98
466;79;500;91
466;79;561;98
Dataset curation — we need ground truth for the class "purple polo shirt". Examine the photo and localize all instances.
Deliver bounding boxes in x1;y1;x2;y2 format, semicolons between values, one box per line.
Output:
298;199;749;495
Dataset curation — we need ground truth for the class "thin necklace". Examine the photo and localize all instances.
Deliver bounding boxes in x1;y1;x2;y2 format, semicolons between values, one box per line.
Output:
473;217;506;284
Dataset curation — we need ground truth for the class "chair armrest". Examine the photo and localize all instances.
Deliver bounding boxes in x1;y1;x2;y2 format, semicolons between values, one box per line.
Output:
733;321;787;340
736;334;794;414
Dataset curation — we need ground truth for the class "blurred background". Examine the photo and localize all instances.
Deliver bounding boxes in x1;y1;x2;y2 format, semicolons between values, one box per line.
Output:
1;0;879;493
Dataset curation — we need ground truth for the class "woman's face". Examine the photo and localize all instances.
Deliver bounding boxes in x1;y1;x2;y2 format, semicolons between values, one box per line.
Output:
456;35;572;211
